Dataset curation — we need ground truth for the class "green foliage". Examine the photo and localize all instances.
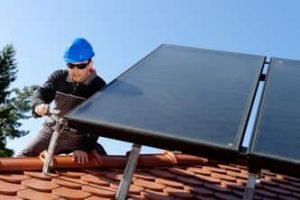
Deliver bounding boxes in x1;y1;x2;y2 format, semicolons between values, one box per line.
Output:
0;44;17;103
0;44;37;157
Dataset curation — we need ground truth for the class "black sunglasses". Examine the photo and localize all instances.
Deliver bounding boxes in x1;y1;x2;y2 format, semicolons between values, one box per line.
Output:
67;60;91;69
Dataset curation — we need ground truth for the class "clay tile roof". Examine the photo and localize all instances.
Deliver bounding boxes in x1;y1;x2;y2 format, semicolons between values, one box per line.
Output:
0;151;299;199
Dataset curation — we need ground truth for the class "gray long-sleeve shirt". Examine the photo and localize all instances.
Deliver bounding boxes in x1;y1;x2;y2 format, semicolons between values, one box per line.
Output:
31;69;106;152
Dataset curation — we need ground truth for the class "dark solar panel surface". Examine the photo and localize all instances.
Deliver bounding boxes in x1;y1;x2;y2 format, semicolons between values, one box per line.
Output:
250;58;300;168
65;44;264;158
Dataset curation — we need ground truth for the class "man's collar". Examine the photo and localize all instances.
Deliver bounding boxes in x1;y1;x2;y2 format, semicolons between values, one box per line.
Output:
66;71;97;85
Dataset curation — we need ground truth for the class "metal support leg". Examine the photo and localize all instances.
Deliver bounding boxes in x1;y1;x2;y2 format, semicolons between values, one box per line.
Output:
115;144;141;200
243;173;257;200
42;117;67;175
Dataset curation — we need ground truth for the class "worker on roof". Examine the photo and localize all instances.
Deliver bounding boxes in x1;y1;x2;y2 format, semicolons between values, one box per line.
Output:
19;37;107;164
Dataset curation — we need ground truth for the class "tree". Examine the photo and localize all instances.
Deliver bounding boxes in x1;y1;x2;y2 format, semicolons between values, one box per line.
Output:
0;44;37;157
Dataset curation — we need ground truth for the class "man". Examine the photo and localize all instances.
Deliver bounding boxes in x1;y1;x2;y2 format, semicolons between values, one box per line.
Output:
19;38;107;164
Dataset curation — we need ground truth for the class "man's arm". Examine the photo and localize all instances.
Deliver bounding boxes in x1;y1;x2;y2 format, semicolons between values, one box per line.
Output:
31;70;62;117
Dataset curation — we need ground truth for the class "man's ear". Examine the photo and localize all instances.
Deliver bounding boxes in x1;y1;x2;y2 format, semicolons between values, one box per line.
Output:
88;60;96;73
89;60;94;66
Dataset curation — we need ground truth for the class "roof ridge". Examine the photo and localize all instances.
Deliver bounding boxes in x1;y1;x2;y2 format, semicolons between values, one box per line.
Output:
0;152;208;172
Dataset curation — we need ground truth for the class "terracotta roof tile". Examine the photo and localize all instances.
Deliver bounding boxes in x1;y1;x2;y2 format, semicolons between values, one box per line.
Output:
88;183;117;195
283;174;300;182
133;171;156;181
202;166;227;174
53;187;91;199
232;189;245;198
204;182;232;193
60;175;88;185
164;186;195;198
82;185;115;198
226;169;249;179
109;180;120;190
0;194;16;200
196;174;222;184
221;181;244;191
0;152;298;199
217;164;243;172
52;177;82;189
211;172;237;182
194;194;216;200
278;195;299;200
21;178;59;192
255;188;277;198
0;174;29;183
262;170;277;177
127;193;144;200
279;183;300;193
186;185;213;196
214;192;242;200
254;196;274;200
81;168;103;175
273;177;294;185
23;171;57;180
259;178;277;187
85;196;114;200
168;167;196;177
263;184;293;196
236;178;247;185
85;175;115;187
292;191;300;198
128;184;144;194
134;178;165;191
291;181;300;188
175;175;205;185
155;177;184;188
0;180;23;195
57;171;86;178
187;166;211;175
103;171;123;181
17;189;57;200
150;168;176;179
81;174;110;186
142;189;173;200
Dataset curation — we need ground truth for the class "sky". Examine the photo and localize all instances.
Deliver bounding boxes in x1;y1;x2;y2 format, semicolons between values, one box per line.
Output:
1;0;300;156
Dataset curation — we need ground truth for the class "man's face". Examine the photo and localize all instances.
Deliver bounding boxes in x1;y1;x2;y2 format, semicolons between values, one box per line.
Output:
67;60;92;82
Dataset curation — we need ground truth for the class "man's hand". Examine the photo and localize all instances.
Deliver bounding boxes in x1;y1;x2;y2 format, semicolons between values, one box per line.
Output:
72;150;89;164
35;104;49;116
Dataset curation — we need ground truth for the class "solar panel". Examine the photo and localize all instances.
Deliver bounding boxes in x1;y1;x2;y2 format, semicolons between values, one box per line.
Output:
65;44;264;161
249;58;300;176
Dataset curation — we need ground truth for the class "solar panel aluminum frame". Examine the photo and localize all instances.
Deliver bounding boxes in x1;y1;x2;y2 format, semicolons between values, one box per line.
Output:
65;44;265;163
249;57;300;177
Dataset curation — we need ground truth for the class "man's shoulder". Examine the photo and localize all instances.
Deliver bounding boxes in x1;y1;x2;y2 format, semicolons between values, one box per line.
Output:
89;74;106;91
52;69;68;76
94;76;106;87
48;69;68;80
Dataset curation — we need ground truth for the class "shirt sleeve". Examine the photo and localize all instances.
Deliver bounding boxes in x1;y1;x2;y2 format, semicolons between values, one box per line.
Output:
31;70;62;117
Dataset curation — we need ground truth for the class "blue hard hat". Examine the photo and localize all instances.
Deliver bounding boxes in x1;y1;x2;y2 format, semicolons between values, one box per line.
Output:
63;38;95;63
